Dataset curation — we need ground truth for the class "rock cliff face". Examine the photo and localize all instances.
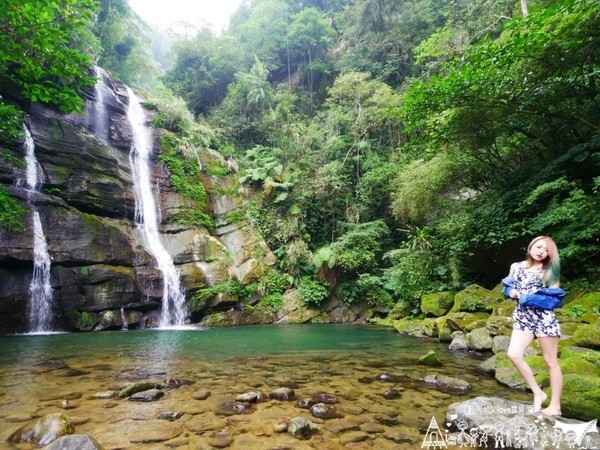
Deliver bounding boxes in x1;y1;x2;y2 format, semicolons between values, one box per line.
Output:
0;69;274;333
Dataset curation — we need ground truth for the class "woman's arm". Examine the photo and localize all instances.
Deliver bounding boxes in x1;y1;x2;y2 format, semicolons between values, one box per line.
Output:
508;262;520;299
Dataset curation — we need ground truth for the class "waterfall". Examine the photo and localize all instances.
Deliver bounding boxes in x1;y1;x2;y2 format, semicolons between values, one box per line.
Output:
125;87;188;327
23;125;53;333
86;66;109;141
120;306;128;331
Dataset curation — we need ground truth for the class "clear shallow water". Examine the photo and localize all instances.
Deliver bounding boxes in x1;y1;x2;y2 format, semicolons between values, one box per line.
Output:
0;324;530;449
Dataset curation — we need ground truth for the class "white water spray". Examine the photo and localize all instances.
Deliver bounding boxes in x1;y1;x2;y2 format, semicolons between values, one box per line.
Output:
23;125;53;333
86;66;109;141
126;87;187;327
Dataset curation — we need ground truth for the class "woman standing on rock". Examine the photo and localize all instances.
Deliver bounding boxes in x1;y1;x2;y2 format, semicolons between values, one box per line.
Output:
504;236;563;416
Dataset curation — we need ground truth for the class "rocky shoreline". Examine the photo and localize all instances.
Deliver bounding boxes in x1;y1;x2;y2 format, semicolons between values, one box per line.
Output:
372;284;600;424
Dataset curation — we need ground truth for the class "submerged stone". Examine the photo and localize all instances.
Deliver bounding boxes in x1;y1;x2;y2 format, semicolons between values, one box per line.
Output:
269;387;296;401
208;428;233;448
8;413;75;446
418;350;442;367
422;373;471;392
287;416;318;440
312;392;339;404
214;401;254;416
310;402;343;419
41;434;104;450
128;389;164;402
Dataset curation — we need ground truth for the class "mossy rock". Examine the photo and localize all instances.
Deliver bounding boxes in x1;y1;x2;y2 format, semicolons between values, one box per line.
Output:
392;318;424;336
64;310;98;331
7;413;75;445
485;316;513;337
420;291;455;317
418;350;442;367
572;323;600;349
435;316;453;342
560;346;600;368
494;353;547;390
559;356;600;376
560;321;582;336
118;382;160;399
421;318;438;337
445;312;490;333
451;284;501;313
557;292;600;324
561;374;600;421
467;327;493;351
492;300;516;318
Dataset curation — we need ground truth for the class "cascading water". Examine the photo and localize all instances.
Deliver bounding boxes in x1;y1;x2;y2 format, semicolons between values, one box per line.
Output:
23;125;53;333
86;66;109;141
125;87;188;327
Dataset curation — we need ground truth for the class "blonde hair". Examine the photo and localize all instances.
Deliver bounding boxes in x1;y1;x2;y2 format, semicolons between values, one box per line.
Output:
524;236;560;286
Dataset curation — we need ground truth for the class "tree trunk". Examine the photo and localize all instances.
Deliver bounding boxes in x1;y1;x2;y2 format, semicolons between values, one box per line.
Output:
520;0;528;17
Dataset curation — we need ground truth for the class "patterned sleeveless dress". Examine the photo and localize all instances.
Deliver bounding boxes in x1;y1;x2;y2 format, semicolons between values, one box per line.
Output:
511;263;561;337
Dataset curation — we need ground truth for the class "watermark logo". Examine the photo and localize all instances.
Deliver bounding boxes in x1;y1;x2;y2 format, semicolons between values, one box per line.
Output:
421;415;598;449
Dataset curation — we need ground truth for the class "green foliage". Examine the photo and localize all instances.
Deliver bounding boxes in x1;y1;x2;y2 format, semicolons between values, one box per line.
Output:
193;280;243;303
299;277;329;306
316;220;390;272
239;145;294;200
288;7;336;93
335;0;445;84
81;311;93;326
150;96;195;133
335;280;360;304
0;103;24;144
356;273;394;307
258;269;293;296
399;0;600;182
205;165;228;177
93;0;159;88
222;209;246;225
158;134;208;205
230;0;291;72
565;304;586;319
170;210;214;229
0;185;26;232
164;30;250;115
0;0;97;138
258;293;284;312
383;249;438;310
390;155;460;225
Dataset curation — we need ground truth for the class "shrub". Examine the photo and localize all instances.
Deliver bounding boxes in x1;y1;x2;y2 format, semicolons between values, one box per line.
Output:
299;277;329;306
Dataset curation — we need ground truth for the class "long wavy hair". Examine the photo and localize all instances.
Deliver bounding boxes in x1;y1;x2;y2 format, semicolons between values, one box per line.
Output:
524;236;560;286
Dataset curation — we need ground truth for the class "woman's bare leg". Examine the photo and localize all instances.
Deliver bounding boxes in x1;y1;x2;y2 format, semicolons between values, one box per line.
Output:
507;329;547;412
538;336;562;416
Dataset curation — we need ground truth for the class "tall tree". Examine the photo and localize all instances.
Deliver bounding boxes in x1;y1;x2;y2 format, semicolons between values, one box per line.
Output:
288;7;336;97
93;0;159;87
164;31;249;115
0;0;97;140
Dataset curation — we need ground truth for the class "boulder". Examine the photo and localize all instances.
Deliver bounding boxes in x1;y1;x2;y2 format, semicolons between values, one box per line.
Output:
451;284;500;313
41;434;104;450
8;413;75;446
420;291;455;317
467;327;493;350
287;417;319;440
572;323;600;349
421;373;471;391
418;350;442;367
561;374;600;421
557;292;600;324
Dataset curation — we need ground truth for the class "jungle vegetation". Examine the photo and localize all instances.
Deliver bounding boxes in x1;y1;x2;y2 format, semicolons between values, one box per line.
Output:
1;0;599;314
